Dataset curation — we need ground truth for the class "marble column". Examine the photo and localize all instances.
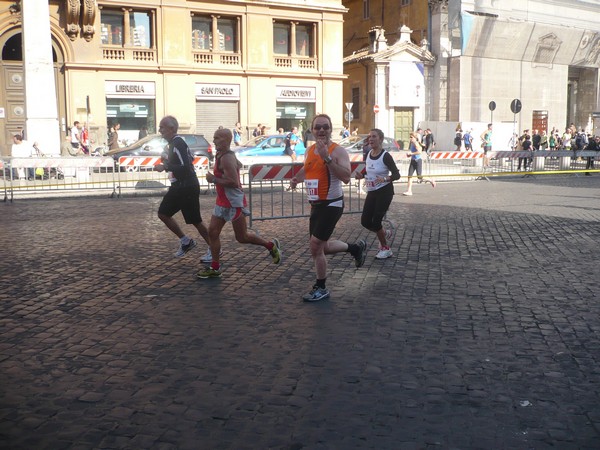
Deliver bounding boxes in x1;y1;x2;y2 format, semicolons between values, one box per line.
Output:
22;0;60;155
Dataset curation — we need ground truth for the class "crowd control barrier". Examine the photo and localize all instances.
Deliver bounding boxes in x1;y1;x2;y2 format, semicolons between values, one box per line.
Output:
247;161;366;227
1;156;117;202
403;150;600;181
114;156;211;197
1;155;213;201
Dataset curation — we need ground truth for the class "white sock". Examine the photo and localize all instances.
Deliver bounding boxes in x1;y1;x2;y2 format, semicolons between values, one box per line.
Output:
181;236;190;244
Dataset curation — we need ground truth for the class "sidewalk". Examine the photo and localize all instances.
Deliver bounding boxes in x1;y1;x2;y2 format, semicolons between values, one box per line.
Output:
1;175;599;449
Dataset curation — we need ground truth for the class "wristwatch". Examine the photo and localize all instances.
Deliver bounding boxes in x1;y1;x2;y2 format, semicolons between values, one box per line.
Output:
324;156;333;164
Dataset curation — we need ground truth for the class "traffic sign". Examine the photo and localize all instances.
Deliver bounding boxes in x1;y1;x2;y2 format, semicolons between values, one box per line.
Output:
344;112;354;122
510;99;522;114
488;101;496;111
345;102;353;111
373;104;380;114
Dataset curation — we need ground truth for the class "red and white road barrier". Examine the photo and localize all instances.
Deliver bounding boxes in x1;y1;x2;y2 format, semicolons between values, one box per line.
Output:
428;151;484;159
118;156;209;170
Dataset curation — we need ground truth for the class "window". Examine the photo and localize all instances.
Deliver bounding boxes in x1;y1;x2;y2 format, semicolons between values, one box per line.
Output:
100;9;153;48
363;0;369;19
273;23;290;55
192;15;238;52
400;0;410;5
273;21;314;57
352;88;360;120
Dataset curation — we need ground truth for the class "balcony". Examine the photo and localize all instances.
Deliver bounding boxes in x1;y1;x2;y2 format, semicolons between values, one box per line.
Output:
193;51;241;67
274;56;317;70
102;47;157;63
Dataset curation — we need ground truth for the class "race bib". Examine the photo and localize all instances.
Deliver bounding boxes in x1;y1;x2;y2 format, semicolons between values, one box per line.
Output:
306;179;319;201
364;175;377;189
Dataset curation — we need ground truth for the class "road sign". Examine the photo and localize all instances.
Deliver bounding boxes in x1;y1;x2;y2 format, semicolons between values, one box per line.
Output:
345;102;353;111
510;99;522;114
488;101;496;111
373;104;380;113
344;112;354;122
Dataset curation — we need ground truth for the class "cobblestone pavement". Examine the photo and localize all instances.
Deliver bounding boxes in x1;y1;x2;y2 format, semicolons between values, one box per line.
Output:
1;175;599;449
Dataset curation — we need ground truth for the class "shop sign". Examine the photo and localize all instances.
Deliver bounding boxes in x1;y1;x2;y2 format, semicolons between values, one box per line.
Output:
105;81;156;99
276;86;316;103
195;83;240;100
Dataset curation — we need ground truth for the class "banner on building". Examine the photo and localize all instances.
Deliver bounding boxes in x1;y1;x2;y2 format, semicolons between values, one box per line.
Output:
389;62;424;107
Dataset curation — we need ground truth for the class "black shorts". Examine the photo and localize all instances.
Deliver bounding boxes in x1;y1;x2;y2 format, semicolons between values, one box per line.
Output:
309;201;344;241
407;158;423;177
158;184;202;224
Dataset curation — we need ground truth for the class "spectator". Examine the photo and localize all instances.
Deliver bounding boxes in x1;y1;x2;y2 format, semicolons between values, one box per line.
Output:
70;121;83;153
108;123;120;150
585;135;599;175
232;122;243;146
138;126;148;140
252;124;262;137
454;129;463;151
424;128;435;154
463;129;473;151
11;134;35;180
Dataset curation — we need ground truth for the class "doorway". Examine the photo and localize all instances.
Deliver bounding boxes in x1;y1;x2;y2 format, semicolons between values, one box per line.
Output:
0;32;66;155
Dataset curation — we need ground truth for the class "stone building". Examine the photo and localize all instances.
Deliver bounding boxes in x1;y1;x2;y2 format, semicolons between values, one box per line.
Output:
342;0;600;142
0;0;347;155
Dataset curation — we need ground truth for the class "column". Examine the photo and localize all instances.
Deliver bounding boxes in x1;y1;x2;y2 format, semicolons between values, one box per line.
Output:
22;0;60;155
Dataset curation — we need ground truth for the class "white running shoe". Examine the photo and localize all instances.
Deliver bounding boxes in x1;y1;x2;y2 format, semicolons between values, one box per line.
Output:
174;239;197;258
200;248;224;263
375;247;393;259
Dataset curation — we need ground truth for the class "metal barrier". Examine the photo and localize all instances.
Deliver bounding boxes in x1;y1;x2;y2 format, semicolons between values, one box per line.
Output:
1;156;117;202
247;161;366;226
402;150;600;181
114;156;211;197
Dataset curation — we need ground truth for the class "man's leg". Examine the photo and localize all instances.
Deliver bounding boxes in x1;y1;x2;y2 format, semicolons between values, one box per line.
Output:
158;213;184;238
207;214;227;266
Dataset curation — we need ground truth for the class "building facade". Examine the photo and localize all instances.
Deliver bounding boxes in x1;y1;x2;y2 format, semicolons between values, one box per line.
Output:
0;0;347;155
341;0;600;143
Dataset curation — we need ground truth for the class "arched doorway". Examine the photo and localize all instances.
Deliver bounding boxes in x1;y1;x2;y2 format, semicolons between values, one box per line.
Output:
0;32;66;155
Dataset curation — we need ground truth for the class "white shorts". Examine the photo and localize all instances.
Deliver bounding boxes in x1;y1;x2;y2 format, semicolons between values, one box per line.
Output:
213;205;250;222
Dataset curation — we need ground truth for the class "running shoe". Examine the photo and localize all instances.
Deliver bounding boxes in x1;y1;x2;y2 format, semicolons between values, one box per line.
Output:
302;286;330;302
354;239;367;268
196;266;222;279
270;238;281;264
402;192;413;196
200;248;224;263
375;247;393;259
175;239;197;258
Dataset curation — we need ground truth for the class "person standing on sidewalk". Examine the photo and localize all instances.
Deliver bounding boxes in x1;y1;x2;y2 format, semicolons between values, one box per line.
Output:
197;128;281;279
290;113;367;302
153;115;212;260
403;132;436;196
354;129;400;259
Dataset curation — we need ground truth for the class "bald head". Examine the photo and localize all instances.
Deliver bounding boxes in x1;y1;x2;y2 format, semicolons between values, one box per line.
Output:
213;127;233;152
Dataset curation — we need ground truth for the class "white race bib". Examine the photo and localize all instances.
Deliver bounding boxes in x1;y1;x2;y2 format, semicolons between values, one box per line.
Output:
306;179;319;201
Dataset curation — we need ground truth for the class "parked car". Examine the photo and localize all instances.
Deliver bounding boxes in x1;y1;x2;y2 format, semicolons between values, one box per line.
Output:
338;134;400;156
106;134;213;169
234;134;306;166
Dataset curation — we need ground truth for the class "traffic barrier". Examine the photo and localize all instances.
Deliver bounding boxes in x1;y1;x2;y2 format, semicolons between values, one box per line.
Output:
247;161;366;226
115;156;211;196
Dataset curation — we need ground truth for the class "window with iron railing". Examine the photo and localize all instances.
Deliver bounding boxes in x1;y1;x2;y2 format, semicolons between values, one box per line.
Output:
273;21;317;70
191;14;241;66
100;7;156;62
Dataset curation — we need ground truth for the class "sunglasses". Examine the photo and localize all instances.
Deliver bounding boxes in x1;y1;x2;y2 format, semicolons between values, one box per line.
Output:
313;124;330;131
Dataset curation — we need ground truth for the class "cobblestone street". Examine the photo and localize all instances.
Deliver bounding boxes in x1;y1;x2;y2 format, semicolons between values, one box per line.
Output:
1;175;599;449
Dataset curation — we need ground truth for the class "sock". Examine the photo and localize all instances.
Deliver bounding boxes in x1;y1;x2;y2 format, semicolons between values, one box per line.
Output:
347;243;358;256
316;278;326;289
266;241;274;251
181;236;190;244
211;261;220;270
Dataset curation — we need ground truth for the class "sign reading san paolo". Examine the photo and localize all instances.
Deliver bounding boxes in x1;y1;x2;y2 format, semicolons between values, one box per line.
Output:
195;83;240;100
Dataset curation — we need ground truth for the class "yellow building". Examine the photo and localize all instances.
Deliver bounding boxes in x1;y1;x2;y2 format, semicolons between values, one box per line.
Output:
0;0;347;155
